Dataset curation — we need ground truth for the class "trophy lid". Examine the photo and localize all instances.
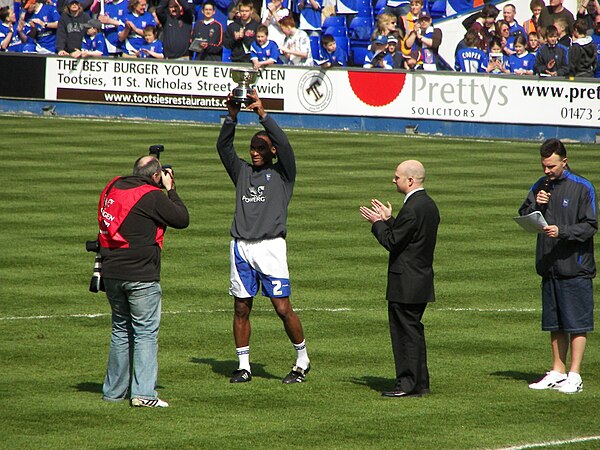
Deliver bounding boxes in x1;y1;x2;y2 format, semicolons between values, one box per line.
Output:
230;67;259;84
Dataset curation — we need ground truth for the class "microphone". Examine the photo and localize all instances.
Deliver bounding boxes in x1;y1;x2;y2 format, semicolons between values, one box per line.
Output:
541;177;552;193
538;177;552;213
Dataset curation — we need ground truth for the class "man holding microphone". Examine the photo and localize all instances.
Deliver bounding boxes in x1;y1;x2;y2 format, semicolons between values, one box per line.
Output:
519;139;597;394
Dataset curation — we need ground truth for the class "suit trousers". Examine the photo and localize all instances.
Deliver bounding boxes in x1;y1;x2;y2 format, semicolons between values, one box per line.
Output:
387;301;429;393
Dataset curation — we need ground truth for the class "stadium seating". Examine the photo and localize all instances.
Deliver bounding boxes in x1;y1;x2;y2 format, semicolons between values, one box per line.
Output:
324;24;350;54
322;15;347;29
355;4;374;19
336;36;351;56
350;41;370;66
309;35;322;61
353;0;373;10
336;0;357;14
324;25;348;37
374;0;387;16
426;0;447;18
222;47;232;63
348;16;374;40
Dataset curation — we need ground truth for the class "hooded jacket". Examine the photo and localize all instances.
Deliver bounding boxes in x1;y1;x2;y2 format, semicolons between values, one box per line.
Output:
56;6;90;52
568;36;598;77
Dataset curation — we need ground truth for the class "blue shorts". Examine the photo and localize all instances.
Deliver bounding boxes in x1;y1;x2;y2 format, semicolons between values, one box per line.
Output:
541;277;594;333
229;238;291;299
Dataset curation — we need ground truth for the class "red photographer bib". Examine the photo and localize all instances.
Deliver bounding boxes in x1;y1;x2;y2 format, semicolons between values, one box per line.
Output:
98;177;165;249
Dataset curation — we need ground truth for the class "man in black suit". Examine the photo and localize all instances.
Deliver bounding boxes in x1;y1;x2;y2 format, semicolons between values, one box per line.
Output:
360;160;440;398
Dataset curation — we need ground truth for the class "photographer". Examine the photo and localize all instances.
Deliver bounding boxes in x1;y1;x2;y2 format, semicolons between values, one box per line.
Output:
98;155;189;408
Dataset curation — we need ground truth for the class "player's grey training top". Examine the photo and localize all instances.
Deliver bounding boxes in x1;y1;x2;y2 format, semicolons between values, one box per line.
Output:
217;113;296;240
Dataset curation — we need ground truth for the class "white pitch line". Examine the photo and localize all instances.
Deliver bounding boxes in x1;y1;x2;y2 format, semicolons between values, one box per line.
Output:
438;307;538;312
494;435;600;450
0;306;538;322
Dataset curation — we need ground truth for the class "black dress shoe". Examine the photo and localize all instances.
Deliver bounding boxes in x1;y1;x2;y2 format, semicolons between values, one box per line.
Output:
381;390;422;398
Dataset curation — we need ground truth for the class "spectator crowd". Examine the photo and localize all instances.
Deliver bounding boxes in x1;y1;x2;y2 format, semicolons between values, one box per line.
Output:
0;0;598;77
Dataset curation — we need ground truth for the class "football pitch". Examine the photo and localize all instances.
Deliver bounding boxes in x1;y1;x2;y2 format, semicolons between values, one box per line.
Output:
1;114;599;450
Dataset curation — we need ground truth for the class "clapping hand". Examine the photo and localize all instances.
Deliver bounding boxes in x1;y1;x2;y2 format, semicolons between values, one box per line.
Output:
359;198;392;224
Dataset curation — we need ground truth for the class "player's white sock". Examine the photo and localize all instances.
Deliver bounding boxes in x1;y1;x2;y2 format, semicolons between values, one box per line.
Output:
236;346;251;372
293;340;310;370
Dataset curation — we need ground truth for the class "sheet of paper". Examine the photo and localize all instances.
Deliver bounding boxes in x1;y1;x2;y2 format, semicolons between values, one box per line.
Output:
513;211;548;233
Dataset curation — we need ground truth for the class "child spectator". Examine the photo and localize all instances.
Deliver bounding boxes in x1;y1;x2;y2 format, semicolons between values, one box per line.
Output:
137;24;164;58
250;24;280;68
455;29;488;72
402;11;442;70
279;15;313;65
75;18;108;57
316;33;346;67
261;0;288;48
207;0;230;31
24;0;60;54
98;0;128;56
223;0;259;63
527;30;541;54
507;34;535;74
534;24;569;75
191;1;223;61
568;19;598;76
554;17;571;46
155;0;194;59
386;35;403;68
523;0;544;33
118;0;156;57
56;0;90;56
0;6;29;52
363;34;394;69
486;38;509;73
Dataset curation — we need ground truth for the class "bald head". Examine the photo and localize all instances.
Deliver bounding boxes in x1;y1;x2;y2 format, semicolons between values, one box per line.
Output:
398;160;425;182
133;155;161;178
394;160;426;194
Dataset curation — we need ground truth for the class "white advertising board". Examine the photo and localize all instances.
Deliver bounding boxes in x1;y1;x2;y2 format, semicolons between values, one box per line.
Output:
45;58;600;128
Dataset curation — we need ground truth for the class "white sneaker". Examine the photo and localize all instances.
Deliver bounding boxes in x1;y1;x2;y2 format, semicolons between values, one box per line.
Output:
528;371;567;390
558;373;583;394
131;397;169;408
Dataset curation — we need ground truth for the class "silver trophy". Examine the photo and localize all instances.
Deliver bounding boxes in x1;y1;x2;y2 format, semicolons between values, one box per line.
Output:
230;68;259;105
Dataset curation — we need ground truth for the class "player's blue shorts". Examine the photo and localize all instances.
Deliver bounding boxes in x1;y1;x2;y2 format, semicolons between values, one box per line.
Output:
541;277;594;333
229;238;291;299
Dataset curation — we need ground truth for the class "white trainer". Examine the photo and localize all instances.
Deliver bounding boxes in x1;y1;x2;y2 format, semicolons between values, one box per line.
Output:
558;373;583;394
131;397;169;408
528;371;567;390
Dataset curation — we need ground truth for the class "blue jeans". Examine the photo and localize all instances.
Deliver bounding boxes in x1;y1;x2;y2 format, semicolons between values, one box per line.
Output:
102;279;162;401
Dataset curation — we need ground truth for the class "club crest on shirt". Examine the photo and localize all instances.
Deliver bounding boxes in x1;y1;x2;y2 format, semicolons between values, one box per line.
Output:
265;173;271;182
563;198;569;207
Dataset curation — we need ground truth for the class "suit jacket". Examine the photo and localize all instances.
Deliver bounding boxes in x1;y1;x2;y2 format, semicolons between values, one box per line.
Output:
371;190;440;304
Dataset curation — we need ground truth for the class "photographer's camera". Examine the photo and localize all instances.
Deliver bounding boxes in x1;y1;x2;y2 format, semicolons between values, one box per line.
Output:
148;144;173;189
86;240;105;293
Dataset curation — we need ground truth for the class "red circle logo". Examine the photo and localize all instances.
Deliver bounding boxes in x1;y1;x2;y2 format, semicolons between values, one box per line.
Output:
347;71;407;107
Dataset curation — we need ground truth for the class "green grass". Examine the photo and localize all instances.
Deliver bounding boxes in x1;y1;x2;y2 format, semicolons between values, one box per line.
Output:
1;114;599;449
